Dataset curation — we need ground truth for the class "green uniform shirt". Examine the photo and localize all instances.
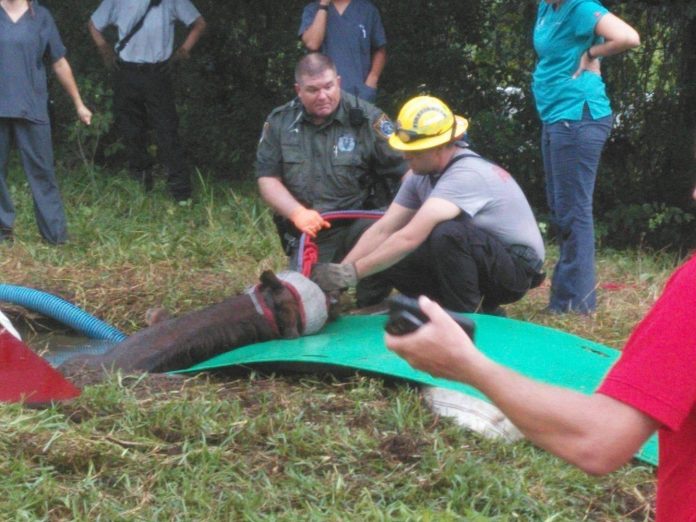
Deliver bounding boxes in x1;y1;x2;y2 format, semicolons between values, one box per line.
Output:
255;91;407;212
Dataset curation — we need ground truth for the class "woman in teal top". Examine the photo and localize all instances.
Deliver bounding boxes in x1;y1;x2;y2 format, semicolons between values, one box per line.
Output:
532;0;639;313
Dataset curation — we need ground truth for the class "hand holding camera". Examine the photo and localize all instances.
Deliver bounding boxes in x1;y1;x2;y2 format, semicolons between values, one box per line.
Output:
384;294;476;339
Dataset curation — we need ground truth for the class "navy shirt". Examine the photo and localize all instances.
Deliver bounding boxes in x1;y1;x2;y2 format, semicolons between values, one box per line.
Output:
299;0;386;101
0;4;66;124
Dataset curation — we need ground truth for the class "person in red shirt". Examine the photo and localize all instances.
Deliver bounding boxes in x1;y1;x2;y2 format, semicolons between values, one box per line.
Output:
386;190;696;521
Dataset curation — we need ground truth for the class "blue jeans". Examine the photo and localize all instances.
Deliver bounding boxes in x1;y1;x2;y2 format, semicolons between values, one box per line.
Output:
541;106;612;313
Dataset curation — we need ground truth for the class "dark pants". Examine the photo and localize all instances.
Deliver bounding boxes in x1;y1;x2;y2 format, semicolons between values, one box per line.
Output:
372;214;537;312
0;118;68;244
284;217;392;306
114;62;191;200
541;106;612;313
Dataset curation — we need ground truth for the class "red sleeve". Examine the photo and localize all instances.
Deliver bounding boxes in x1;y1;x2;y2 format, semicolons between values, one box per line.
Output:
598;255;696;431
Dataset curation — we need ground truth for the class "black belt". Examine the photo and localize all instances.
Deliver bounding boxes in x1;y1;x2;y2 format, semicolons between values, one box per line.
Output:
508;244;545;288
116;60;169;71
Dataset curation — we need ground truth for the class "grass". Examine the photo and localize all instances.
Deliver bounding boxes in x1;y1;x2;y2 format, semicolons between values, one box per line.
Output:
1;161;681;521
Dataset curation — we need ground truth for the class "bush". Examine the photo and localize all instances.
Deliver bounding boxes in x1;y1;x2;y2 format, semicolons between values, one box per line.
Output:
44;0;696;249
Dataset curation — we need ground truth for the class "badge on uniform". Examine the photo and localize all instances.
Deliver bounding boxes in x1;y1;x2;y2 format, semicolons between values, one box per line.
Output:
337;134;356;153
373;113;395;140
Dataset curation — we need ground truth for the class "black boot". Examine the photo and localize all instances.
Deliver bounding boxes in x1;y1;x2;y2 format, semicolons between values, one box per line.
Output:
137;169;154;192
0;227;13;243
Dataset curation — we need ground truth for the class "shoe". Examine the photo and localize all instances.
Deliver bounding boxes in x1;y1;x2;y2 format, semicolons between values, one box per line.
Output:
0;227;13;243
541;305;594;316
135;169;154;192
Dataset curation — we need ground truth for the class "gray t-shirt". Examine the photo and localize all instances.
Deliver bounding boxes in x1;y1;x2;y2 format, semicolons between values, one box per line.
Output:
0;5;66;123
91;0;201;63
395;150;545;260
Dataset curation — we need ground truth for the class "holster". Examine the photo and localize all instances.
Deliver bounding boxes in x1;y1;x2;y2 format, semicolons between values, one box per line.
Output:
272;214;300;256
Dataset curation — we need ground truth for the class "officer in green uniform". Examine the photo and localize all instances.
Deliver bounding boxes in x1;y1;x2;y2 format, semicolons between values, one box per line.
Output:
256;53;407;307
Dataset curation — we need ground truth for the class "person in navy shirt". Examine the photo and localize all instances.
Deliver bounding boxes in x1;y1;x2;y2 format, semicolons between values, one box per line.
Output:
0;0;92;245
300;0;386;103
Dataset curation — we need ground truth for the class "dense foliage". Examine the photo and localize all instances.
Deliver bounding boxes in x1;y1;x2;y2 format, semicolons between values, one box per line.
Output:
43;0;696;248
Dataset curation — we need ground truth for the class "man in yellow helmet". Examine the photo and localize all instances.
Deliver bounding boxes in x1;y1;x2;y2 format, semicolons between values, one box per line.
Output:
312;95;545;314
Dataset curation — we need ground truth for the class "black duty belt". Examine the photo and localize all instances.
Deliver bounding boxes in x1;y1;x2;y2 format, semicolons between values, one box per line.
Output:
116;60;169;71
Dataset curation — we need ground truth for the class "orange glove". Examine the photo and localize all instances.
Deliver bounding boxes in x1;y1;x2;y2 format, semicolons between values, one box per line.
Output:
289;206;331;238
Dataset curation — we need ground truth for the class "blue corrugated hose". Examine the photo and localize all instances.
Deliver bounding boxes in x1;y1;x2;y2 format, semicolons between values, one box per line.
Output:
0;284;126;342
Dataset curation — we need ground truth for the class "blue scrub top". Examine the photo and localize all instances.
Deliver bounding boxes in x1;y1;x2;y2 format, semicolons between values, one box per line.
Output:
0;4;66;124
532;0;610;124
299;0;386;100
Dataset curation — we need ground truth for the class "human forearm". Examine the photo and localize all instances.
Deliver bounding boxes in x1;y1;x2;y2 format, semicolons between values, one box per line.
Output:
178;16;207;56
88;20;109;49
587;38;638;60
386;297;658;476
52;58;92;125
365;47;386;88
258;177;329;237
89;21;117;69
53;59;81;104
342;220;390;265
258;177;304;218
301;2;330;51
475;365;653;474
345;205;422;276
353;231;419;279
590;13;640;58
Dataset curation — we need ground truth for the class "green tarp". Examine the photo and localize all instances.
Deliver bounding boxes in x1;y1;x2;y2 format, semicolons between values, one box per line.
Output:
178;314;658;466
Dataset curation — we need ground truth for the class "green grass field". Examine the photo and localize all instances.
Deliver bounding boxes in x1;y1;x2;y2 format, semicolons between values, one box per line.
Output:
1;163;677;521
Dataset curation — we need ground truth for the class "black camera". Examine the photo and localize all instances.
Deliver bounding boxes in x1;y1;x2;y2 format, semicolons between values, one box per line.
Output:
384;294;476;339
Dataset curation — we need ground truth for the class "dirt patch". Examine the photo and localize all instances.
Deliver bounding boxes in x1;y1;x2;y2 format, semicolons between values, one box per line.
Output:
379;433;424;463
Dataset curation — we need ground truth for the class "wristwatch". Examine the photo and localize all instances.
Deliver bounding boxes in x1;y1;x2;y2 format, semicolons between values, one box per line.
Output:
586;48;596;60
318;4;329;10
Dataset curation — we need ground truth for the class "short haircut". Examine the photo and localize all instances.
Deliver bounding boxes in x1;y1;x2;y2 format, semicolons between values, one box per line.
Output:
295;53;337;84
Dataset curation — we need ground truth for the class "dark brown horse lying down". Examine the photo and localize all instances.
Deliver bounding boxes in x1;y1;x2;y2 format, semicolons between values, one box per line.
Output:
59;271;332;382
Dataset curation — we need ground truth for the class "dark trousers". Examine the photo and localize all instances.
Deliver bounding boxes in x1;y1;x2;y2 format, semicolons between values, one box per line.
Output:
0;118;68;243
285;217;392;306
114;63;191;200
374;214;536;312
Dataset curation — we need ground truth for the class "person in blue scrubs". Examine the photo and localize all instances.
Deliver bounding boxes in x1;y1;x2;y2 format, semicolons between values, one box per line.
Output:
532;0;639;313
0;0;92;245
300;0;386;103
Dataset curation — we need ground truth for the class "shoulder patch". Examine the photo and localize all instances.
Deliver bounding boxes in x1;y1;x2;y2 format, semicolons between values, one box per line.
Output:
373;113;395;141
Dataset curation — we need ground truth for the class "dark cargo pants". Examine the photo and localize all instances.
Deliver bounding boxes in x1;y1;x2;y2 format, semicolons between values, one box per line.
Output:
114;62;191;200
373;214;539;312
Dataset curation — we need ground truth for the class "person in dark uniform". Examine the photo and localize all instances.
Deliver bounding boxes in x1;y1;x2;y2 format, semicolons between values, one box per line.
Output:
255;52;407;305
88;0;206;201
0;0;92;245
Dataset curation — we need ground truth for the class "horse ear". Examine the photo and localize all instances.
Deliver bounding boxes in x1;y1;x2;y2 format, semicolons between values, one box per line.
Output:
259;270;284;290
